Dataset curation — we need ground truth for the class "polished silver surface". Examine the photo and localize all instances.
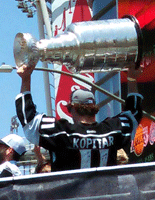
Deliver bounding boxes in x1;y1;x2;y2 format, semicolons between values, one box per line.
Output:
14;18;140;72
13;33;39;68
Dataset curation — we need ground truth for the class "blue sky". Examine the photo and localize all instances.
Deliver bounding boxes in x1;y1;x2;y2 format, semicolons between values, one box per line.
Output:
0;1;47;138
0;1;117;139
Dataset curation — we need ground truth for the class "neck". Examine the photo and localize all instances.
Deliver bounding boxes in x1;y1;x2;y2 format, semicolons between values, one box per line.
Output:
75;116;95;124
71;108;96;124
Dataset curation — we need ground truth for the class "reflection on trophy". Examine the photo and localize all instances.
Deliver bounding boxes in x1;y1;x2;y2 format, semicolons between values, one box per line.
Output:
13;16;142;73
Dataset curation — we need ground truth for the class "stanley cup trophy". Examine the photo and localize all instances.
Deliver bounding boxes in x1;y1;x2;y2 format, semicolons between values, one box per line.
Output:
13;16;143;73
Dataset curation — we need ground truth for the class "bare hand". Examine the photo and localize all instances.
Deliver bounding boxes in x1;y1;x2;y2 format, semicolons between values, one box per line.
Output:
17;64;35;80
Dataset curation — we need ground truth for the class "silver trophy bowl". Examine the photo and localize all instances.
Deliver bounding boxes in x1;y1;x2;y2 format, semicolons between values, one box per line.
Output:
14;33;39;68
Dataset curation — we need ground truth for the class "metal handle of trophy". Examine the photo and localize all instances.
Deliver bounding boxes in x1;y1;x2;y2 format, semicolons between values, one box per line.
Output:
13;33;39;68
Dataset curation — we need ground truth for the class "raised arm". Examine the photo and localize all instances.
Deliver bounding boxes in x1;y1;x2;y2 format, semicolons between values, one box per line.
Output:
124;66;143;124
16;64;41;145
17;64;35;93
15;64;58;148
33;145;46;163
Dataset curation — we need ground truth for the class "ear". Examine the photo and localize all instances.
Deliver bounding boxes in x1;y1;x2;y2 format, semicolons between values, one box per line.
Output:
6;148;14;156
67;103;72;113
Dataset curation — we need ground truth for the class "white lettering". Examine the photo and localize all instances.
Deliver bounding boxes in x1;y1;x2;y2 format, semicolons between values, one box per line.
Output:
93;139;97;149
73;138;79;148
102;138;109;148
97;139;102;148
80;138;86;148
73;136;114;149
86;138;92;148
108;136;114;146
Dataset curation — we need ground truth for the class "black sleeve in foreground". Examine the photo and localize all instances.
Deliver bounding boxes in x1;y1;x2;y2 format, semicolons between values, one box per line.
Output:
16;93;37;127
124;94;143;124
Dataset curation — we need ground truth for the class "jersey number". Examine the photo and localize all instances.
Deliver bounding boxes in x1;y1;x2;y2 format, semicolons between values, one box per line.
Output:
80;149;109;168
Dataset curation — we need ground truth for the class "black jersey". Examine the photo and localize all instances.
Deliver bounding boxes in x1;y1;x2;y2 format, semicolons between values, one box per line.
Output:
16;92;143;171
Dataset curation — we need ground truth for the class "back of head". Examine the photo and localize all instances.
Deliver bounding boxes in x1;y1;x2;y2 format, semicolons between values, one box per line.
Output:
67;89;99;116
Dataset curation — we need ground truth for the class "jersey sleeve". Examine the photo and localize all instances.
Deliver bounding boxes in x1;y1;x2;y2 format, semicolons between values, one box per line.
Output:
15;92;68;147
38;117;70;150
15;91;37;127
15;92;44;145
119;93;143;142
105;93;143;148
124;93;143;124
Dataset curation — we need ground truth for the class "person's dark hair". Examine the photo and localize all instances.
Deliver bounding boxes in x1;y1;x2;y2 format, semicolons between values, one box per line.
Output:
67;103;99;116
0;143;24;162
0;144;8;163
